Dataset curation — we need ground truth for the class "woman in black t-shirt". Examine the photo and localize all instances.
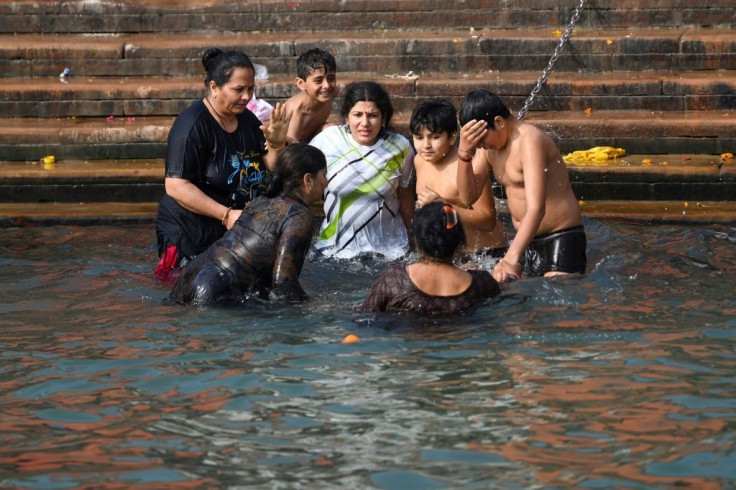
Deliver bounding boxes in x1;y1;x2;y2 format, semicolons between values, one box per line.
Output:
155;48;291;280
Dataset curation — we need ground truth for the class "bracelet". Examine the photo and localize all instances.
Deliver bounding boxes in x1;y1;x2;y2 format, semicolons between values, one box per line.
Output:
457;151;474;163
266;141;285;151
221;207;231;227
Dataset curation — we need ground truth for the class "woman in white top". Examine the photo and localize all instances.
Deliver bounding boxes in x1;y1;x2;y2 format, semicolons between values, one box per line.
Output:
309;81;415;259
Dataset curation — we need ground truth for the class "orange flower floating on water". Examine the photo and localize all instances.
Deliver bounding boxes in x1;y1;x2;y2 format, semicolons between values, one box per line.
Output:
660;161;669;166
342;334;360;344
606;39;614;45
552;29;562;37
584;107;593;116
722;152;734;162
683;202;689;207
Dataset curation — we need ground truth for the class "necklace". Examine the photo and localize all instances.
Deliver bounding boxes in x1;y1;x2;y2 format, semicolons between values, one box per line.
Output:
204;96;246;156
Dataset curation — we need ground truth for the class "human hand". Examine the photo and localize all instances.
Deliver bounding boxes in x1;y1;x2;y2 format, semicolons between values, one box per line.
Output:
416;186;440;207
260;102;292;149
458;119;488;157
493;259;521;283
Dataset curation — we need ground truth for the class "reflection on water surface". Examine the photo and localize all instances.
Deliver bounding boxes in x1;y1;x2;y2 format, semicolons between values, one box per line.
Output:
0;219;734;488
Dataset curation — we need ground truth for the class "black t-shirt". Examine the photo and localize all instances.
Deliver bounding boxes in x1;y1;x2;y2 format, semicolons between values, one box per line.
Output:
156;99;268;260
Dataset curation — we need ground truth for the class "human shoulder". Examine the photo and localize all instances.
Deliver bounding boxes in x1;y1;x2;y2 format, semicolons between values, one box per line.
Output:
384;130;411;148
171;100;208;130
284;91;309;112
309;124;344;146
518;121;550;145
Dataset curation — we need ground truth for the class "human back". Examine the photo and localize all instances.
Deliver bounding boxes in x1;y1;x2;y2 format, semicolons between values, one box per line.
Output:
359;202;500;315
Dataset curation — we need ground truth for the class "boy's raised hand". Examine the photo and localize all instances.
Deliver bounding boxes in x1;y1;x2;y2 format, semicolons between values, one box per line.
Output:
261;102;293;149
459;119;488;155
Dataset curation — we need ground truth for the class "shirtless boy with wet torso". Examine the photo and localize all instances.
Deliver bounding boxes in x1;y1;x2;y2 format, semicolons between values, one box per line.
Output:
457;90;586;282
283;48;337;144
411;99;507;257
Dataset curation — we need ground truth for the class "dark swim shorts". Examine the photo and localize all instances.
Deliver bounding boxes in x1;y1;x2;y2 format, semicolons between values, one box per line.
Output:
523;224;587;276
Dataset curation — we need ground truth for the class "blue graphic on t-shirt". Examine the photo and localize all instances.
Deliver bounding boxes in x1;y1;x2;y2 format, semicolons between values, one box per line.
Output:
227;154;240;185
230;154;266;207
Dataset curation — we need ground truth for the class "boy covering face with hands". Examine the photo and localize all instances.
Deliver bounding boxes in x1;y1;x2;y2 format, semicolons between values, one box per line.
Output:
456;89;586;282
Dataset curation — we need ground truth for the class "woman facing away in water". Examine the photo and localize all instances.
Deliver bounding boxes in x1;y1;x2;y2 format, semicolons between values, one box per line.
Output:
359;201;501;315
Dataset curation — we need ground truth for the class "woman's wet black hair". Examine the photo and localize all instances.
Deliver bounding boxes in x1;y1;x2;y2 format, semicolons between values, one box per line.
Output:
340;81;394;132
459;89;511;129
410;99;458;136
202;48;255;89
412;201;466;260
259;144;326;198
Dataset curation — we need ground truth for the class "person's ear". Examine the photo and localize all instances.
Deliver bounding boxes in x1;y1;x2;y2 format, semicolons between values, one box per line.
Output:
295;77;307;91
494;116;505;129
449;131;458;146
303;173;313;193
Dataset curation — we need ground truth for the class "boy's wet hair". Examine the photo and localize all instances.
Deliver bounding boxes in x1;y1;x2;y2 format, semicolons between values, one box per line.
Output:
340;81;394;132
412;201;466;260
202;48;254;89
459;89;511;129
410;99;458;136
296;48;337;80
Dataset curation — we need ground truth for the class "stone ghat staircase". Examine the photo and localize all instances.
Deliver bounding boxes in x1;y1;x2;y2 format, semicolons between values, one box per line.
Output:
0;0;735;225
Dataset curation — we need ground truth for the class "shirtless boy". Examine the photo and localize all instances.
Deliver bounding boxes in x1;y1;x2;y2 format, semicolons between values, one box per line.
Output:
283;48;337;144
457;89;586;282
411;99;507;257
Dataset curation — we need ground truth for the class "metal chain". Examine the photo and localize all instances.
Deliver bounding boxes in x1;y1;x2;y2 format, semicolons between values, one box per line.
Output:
517;0;586;120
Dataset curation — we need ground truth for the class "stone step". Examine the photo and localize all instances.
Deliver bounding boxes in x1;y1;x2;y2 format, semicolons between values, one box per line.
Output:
1;110;732;162
1;0;733;34
2;200;735;227
3;70;735;118
2;27;734;78
1;154;733;203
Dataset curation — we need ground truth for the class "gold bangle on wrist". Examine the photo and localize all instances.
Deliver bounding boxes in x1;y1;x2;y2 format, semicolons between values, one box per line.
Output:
266;141;285;151
221;207;231;227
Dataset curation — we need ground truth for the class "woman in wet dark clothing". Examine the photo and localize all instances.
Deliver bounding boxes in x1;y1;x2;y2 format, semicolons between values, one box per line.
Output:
164;144;327;306
360;202;500;315
154;48;291;280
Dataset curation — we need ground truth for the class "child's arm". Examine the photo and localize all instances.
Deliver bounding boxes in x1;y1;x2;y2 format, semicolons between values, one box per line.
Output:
453;180;497;232
456;119;490;207
493;132;548;282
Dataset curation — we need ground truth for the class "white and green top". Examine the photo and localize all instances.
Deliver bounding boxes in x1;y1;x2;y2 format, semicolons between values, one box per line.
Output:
309;125;415;259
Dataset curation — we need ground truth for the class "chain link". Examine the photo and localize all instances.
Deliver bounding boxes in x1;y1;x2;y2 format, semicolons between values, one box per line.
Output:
517;0;586;120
